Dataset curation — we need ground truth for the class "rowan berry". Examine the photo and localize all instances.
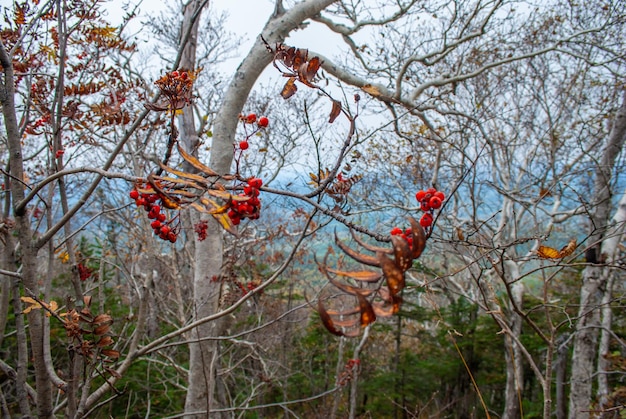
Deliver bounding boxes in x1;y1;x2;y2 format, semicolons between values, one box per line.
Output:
129;190;139;200
420;201;431;212
429;196;442;209
434;191;445;201
245;113;257;124
239;140;249;150
420;213;433;227
248;178;263;188
415;190;426;202
151;220;162;229
257;116;269;128
390;227;403;236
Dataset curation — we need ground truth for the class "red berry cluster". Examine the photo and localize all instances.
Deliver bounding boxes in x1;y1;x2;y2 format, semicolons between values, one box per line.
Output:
194;220;208;241
415;187;445;229
77;263;93;281
390;226;416;247
237;113;269;151
337;359;361;386
130;187;178;243
227;177;262;225
234;280;262;296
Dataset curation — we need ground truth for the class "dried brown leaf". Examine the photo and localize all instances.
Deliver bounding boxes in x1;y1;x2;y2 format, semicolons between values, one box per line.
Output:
281;77;298;99
378;252;405;296
329;100;342;123
97;336;114;347
93;324;111;336
391;235;412;272
335;232;380;267
357;293;376;327
325;267;382;282
177;144;219;177
93;313;113;325
409;217;427;259
318;300;344;336
101;349;120;359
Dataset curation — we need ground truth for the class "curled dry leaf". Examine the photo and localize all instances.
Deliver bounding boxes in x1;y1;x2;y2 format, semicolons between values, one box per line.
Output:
317;218;427;337
537;238;577;259
329;100;342;123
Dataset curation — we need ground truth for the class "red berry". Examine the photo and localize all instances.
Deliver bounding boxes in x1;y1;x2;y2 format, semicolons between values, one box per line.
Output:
129;190;139;200
257;116;269;128
245;113;257;124
426;187;437;195
157;213;167;222
420;213;433;227
151;220;162;229
167;232;177;243
151;205;161;214
434;191;445;201
429;196;442;209
248;177;263;188
420;201;431;212
160;225;171;236
415;190;426;202
180;72;188;80
239;140;249;150
405;228;413;236
390;227;403;236
171;70;179;78
136;198;146;207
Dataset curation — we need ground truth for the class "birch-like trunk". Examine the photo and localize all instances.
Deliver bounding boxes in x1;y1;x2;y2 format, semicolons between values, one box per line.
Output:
502;278;524;419
183;1;338;416
569;91;626;418
597;189;626;407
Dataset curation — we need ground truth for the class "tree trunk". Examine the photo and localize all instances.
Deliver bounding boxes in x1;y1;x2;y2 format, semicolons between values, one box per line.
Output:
569;90;626;418
183;0;338;416
597;189;626;408
502;279;524;419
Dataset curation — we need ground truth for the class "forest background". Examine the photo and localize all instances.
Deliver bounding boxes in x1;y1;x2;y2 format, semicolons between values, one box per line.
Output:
1;0;626;418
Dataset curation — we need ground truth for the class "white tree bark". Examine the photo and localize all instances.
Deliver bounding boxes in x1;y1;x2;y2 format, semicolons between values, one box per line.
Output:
597;189;626;407
184;1;338;416
569;90;626;418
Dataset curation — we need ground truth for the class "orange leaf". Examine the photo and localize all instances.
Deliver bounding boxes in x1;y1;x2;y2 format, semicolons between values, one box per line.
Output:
212;212;238;236
361;84;381;96
357;293;376;327
329;100;342;123
378;252;405;296
177;144;219;177
325;267;382;282
281;77;298;99
157;164;210;186
537;239;577;259
318;300;344;336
